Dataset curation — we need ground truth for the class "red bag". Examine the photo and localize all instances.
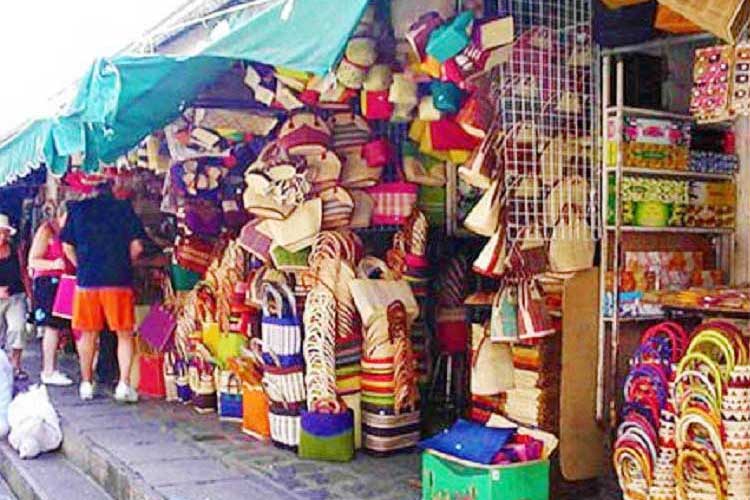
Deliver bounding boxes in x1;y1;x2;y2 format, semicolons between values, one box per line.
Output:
175;236;216;275
362;138;391;168
517;279;555;340
429;120;481;151
138;352;166;398
362;90;394;120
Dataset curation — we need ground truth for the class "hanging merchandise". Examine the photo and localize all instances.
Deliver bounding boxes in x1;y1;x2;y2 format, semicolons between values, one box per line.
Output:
691;45;733;123
471;322;514;396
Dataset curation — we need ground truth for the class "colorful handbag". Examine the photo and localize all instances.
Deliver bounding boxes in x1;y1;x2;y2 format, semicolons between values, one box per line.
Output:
51;274;76;319
490;283;519;343
175;359;192;403
174;236;216;275
261;283;303;366
366;182;419;226
298;410;355;462
426;11;474;62
269;405;302;451
320;187;355;229
361;90;395;120
428;119;481;152
362;408;421;455
238;219;273;263
362;139;391;168
138;304;177;353
138;351;166;398
340;149;383;189
217;370;243;422
277;112;332;155
405;11;444;60
431;81;463;114
349;190;375;229
242;382;271;440
517;279;555;340
180;198;222;238
190;360;218;413
171;264;201;292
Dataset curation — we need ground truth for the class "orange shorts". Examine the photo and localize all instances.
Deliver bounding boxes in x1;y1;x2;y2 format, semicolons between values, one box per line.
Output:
72;287;135;333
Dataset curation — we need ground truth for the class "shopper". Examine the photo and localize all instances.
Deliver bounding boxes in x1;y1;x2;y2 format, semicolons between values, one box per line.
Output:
28;201;74;386
60;183;146;402
0;214;28;380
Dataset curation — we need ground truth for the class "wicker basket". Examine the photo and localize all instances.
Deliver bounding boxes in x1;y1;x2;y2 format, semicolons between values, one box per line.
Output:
657;0;750;43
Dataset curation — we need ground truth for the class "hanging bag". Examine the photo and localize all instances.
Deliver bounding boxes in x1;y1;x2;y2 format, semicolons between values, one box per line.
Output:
517;279;555;340
463;178;504;236
548;208;595;273
471;323;514;396
490;282;519;343
261;283;303;367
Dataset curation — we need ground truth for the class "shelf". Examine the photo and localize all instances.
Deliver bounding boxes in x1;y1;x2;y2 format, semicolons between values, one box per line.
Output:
606;226;734;235
605;166;734;181
605;106;691;121
603;315;667;323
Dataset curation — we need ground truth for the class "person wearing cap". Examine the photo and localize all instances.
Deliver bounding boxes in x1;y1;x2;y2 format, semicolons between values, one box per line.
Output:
60;183;146;402
0;214;28;379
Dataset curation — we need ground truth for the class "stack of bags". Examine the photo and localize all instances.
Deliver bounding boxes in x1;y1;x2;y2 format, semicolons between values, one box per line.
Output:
503;337;561;433
351;258;421;455
306;231;364;448
389;210;432;385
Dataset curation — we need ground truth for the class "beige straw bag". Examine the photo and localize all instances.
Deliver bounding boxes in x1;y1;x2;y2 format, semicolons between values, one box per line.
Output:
470;322;514;396
463;179;503;236
548;210;595;273
657;0;750;43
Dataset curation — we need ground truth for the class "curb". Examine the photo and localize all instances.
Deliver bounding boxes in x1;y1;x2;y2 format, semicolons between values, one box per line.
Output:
0;442;41;500
59;416;164;500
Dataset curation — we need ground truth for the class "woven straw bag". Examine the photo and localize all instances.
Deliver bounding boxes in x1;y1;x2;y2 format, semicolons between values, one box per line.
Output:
471;323;514;396
549;211;595;273
303;285;339;412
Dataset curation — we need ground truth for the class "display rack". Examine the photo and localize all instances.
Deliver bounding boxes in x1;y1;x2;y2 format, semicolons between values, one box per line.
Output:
597;55;737;427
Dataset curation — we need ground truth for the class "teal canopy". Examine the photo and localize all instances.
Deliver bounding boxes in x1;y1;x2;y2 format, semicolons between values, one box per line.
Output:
0;0;368;186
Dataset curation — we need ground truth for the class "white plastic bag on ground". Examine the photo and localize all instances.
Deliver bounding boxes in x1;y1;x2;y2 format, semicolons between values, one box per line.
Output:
7;385;62;459
0;350;13;437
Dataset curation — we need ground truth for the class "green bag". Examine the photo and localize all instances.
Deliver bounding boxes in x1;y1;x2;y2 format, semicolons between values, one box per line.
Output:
215;332;247;369
171;263;201;291
298;410;355;462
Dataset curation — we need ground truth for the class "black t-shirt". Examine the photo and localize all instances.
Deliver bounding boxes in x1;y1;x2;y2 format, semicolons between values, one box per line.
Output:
0;247;24;296
60;195;147;288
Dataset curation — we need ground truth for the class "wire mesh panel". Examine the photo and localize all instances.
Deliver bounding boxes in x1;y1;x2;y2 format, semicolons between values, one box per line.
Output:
497;0;599;242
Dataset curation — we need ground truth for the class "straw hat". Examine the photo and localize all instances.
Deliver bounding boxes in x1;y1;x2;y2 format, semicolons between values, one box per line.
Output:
0;214;16;235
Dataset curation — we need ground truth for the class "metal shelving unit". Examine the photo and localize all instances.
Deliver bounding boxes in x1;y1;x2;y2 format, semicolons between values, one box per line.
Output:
597;55;737;428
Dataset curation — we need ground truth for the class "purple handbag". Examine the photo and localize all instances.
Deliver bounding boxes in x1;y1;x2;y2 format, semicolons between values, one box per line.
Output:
183;199;222;237
138;304;177;352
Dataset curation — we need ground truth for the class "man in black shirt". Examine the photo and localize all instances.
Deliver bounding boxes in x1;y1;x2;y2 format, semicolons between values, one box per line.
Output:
0;214;28;379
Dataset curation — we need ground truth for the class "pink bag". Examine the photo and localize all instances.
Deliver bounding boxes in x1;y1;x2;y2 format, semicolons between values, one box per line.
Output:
362;139;390;168
366;182;418;226
52;274;76;319
139;304;177;352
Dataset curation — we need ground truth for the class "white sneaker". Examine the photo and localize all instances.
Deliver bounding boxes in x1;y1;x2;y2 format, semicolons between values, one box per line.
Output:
79;381;95;401
41;371;74;387
114;382;138;404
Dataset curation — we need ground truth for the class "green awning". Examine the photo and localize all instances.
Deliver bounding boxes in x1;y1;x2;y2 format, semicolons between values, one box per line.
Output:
203;0;368;75
0;0;368;186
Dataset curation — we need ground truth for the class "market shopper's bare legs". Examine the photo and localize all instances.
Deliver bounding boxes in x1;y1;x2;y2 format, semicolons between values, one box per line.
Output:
76;331;97;383
41;327;59;375
115;331;134;385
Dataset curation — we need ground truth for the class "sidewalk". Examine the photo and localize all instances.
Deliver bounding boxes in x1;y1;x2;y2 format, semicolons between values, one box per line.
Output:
23;344;421;500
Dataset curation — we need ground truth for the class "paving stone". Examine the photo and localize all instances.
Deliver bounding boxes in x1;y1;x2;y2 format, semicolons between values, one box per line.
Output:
130;457;245;487
158;477;299;500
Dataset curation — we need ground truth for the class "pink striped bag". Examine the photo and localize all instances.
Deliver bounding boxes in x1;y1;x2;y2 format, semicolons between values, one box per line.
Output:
366;182;418;226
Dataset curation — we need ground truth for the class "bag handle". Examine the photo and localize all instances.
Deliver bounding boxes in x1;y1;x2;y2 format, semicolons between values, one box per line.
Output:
357;256;395;280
